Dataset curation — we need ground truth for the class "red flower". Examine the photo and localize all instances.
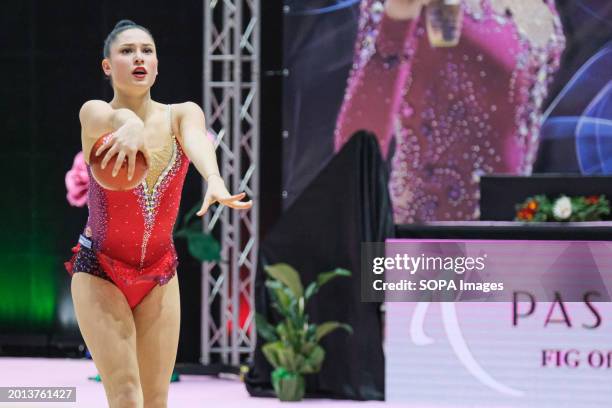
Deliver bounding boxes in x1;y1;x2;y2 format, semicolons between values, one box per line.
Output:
586;195;599;205
517;208;535;221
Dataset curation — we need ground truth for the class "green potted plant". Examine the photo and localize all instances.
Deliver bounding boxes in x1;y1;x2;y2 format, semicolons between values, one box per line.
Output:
255;263;353;401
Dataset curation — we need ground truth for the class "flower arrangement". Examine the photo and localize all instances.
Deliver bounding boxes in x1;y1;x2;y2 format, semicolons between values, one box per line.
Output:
515;194;610;222
65;151;90;207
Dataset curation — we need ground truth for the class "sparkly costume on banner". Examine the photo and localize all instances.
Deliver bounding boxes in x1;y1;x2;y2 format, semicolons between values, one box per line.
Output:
334;0;565;223
65;105;190;308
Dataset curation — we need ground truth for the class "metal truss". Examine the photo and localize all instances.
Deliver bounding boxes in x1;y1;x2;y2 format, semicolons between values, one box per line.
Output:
202;0;260;366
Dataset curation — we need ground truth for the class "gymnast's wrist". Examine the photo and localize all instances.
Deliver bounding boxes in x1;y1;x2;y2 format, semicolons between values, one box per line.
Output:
205;173;223;183
385;0;426;20
113;109;144;130
119;118;145;137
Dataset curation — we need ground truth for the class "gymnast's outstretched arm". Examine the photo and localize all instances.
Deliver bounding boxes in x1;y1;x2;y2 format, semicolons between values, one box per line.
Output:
334;0;426;158
176;101;252;215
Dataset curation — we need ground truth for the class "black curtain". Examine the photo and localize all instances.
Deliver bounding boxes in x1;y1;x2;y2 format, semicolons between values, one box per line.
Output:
281;1;359;210
245;131;393;400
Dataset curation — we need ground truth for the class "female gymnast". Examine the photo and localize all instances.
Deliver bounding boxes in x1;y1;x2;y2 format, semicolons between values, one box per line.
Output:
65;19;252;408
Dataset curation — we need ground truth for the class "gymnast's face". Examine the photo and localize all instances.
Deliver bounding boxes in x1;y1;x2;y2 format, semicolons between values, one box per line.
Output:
102;28;158;93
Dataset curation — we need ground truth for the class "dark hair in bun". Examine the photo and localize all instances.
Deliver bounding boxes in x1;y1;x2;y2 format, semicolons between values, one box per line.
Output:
103;19;155;58
114;20;135;30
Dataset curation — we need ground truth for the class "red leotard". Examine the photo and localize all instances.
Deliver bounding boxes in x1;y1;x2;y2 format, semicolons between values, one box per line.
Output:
65;104;190;308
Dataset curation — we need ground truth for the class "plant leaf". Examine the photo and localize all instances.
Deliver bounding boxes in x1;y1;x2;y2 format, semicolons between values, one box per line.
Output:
266;281;293;317
183;199;203;228
305;324;316;342
276;347;298;372
174;229;190;238
315;321;353;342
262;341;284;368
293;354;306;373
277;323;290;342
265;263;304;298
301;345;325;374
186;232;221;262
304;282;318;300
175;219;203;238
255;313;278;342
300;340;316;356
316;268;351;288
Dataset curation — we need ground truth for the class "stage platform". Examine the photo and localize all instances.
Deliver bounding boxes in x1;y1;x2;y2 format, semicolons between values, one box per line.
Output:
0;358;419;407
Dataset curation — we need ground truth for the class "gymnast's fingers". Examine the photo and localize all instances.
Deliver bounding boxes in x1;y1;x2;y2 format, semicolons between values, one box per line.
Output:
100;143;119;170
127;151;136;181
225;199;253;210
197;196;213;216
218;192;246;204
95;133;114;157
112;150;127;177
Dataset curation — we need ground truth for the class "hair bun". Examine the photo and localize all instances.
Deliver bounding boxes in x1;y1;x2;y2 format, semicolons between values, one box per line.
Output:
114;19;136;30
103;19;153;59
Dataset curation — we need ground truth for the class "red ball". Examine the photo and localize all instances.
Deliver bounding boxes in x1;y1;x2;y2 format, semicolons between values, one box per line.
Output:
89;133;148;191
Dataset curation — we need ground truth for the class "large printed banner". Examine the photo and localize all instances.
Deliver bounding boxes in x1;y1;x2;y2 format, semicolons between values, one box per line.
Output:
361;240;612;302
282;1;612;210
385;239;612;407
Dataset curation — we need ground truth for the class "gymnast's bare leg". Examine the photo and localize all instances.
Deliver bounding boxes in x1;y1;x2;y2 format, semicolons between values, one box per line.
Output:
71;273;143;408
133;274;180;408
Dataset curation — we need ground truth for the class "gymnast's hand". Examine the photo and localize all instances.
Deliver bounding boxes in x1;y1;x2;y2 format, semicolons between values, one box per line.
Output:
386;0;432;20
95;118;151;180
196;174;253;216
